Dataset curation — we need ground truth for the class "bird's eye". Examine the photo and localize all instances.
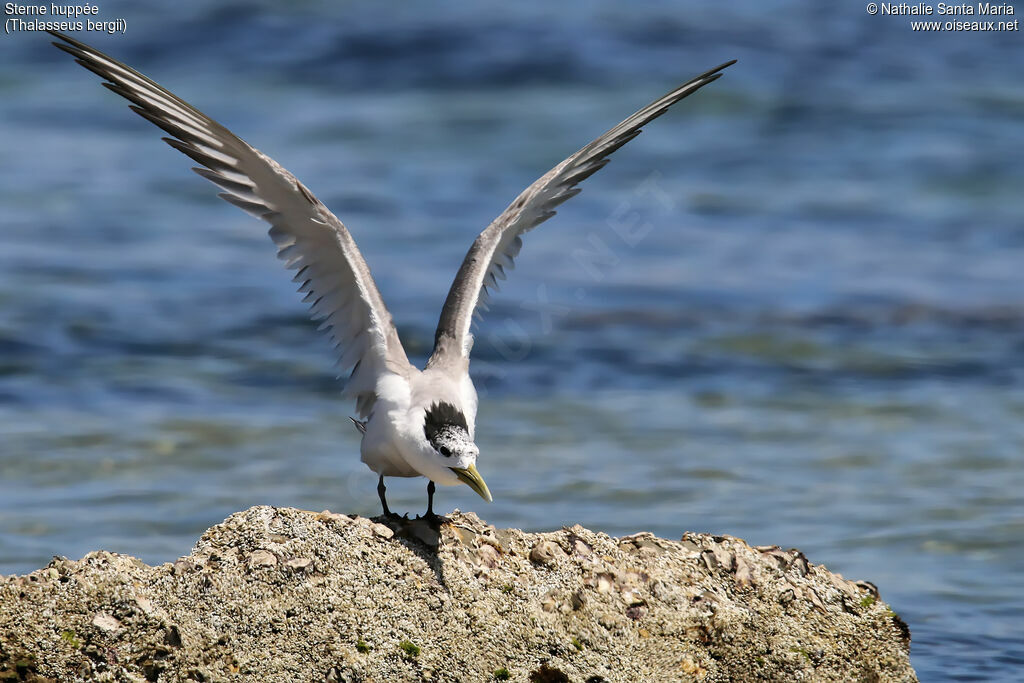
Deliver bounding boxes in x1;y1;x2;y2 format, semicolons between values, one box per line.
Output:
439;445;451;457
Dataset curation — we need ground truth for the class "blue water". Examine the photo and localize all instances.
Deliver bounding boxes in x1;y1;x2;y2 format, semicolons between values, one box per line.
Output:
2;2;1023;679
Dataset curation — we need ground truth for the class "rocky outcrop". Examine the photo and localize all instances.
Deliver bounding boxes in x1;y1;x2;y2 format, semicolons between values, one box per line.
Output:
0;507;915;682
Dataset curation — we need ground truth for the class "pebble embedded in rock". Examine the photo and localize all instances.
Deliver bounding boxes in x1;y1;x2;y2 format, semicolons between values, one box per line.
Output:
701;549;719;571
625;601;648;621
476;544;500;570
91;612;121;632
791;552;809;577
804;586;827;613
248;550;277;568
529;540;564;565
369;523;394;540
857;580;880;599
570;536;594;559
172;558;195;575
134;595;155;616
713;548;736;572
734;558;755;588
316;510;352;525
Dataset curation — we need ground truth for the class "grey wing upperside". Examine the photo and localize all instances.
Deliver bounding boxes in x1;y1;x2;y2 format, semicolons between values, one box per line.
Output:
48;31;413;417
428;60;735;368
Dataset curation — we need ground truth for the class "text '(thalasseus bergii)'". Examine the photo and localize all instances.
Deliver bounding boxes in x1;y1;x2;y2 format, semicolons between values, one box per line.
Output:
48;30;734;519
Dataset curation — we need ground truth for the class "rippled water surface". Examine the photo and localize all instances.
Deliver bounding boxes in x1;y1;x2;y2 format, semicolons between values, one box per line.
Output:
2;2;1023;679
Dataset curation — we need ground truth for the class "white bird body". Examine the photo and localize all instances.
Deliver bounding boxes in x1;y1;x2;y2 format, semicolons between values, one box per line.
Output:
47;30;733;516
362;366;478;485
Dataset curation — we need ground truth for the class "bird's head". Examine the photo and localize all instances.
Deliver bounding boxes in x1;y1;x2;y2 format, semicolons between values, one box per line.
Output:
424;401;491;502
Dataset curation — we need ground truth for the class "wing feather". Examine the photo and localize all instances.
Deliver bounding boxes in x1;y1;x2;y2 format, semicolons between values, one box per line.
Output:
49;31;412;416
428;60;735;366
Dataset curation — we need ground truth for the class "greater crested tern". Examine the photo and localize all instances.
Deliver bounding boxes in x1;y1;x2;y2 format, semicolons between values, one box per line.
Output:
48;31;734;518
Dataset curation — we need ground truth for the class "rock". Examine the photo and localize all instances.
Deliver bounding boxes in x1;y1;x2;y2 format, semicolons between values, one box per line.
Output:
0;506;916;682
248;549;278;569
529;540;566;566
91;612;121;633
285;557;313;571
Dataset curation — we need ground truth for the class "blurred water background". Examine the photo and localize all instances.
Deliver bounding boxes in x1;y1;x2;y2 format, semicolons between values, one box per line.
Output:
2;1;1022;679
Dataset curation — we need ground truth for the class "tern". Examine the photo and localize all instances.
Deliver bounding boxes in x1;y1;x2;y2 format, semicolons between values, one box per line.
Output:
48;31;734;518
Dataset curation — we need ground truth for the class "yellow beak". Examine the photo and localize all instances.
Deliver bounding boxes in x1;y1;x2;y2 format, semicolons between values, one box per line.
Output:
449;464;493;502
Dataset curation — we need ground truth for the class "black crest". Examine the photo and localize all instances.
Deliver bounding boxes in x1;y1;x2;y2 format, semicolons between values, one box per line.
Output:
424;401;468;443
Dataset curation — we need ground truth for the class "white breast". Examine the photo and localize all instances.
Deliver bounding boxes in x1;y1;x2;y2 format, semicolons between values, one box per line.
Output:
358;372;420;477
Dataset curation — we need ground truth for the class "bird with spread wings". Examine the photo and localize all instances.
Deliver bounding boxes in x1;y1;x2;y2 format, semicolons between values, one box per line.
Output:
48;30;733;518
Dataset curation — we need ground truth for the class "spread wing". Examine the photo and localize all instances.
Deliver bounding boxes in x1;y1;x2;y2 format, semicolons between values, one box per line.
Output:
428;60;735;367
48;31;412;417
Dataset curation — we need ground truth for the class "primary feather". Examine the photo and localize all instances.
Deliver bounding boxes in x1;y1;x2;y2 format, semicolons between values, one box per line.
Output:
429;60;735;367
48;30;413;418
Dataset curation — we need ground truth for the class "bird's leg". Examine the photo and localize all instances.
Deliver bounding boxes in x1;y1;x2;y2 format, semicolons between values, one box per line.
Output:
419;480;440;522
377;475;393;517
